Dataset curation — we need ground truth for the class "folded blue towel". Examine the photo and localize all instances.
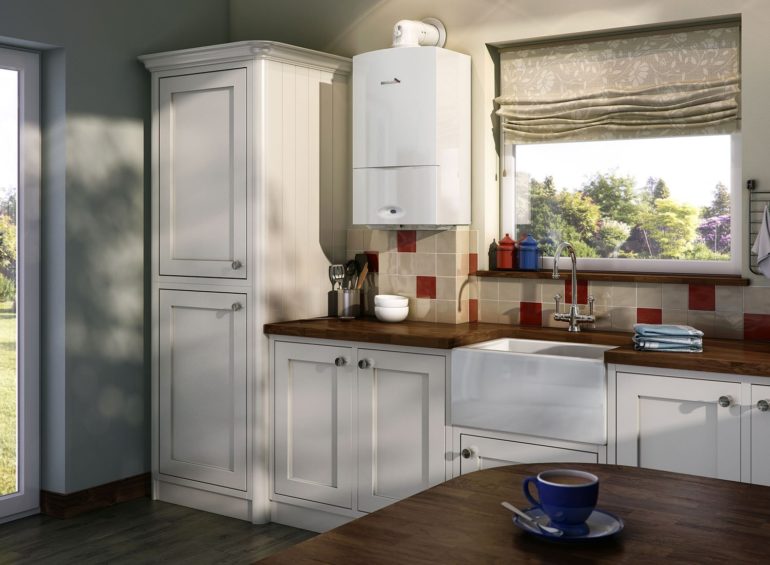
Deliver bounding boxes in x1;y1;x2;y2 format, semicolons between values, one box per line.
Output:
633;324;704;337
632;335;703;347
633;341;703;352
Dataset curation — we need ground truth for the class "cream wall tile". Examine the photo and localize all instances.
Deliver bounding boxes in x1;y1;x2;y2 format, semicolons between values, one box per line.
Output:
520;280;541;302
592;305;613;330
394;275;416;298
363;230;391;252
469;230;479;253
541;280;563;304
378;252;397;275
610;307;636;331
378;274;396;295
455;231;469;255
687;311;716;337
436;299;459;324
436;230;457;253
457;277;471;302
480;279;498;300
436;254;457;276
416;230;438;253
610;283;636;307
541;304;561;328
499;301;519;325
589;282;612;306
408;298;435;322
436;277;458;300
661;284;688;310
715;286;743;312
468;276;479;300
499;280;522;301
457;299;470;323
458;253;469;276
479;300;500;323
743;287;770;314
636;283;662;308
662;309;688;325
398;252;436;276
713;312;744;339
346;229;364;254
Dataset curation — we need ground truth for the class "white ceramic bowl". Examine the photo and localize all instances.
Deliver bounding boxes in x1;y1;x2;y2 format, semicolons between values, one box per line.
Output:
375;306;409;323
375;294;409;308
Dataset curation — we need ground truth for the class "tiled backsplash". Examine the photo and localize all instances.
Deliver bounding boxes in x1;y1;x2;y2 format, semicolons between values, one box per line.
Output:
348;228;770;341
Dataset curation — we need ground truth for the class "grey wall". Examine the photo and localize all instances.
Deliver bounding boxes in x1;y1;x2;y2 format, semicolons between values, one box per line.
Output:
0;0;229;493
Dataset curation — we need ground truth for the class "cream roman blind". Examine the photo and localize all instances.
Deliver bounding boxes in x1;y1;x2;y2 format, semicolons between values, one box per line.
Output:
496;24;740;143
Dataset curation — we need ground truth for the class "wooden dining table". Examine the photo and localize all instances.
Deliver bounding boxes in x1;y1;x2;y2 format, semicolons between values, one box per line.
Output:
258;463;770;564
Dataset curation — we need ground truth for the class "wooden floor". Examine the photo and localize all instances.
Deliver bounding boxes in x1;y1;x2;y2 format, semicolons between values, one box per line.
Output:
0;498;315;564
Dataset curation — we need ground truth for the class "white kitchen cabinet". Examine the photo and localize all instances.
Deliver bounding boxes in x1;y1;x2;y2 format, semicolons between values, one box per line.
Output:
158;290;248;491
458;434;598;476
357;349;445;513
143;42;350;522
158;68;247;279
751;384;770;486
616;371;741;481
273;341;355;509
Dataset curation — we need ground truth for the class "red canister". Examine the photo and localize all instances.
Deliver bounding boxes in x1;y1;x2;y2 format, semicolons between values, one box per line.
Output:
496;233;515;270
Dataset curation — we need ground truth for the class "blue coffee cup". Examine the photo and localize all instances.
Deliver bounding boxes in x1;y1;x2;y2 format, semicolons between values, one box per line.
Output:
522;469;599;526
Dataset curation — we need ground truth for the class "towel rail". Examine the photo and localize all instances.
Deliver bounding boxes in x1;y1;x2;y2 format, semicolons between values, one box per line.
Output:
748;179;770;275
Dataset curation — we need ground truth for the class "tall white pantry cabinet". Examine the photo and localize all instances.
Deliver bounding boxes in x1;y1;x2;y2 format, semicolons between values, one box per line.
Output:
140;42;351;522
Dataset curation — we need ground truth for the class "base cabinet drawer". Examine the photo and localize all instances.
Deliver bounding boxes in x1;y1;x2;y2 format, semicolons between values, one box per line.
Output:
459;434;598;475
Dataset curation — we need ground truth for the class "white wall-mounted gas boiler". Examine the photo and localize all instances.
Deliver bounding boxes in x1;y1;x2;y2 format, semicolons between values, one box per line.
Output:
352;46;470;227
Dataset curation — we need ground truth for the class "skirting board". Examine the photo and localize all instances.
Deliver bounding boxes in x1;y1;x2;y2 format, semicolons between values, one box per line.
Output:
40;473;150;519
156;481;251;521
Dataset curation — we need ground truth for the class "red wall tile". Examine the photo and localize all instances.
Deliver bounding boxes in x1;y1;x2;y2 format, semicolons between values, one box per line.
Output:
520;301;542;326
745;314;770;341
397;230;416;253
365;251;379;273
688;284;715;311
564;280;588;305
637;308;662;324
469;253;478;275
469;298;478;322
416;276;436;299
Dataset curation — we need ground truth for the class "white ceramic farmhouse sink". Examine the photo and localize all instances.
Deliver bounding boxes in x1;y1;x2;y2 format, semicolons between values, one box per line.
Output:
451;339;616;445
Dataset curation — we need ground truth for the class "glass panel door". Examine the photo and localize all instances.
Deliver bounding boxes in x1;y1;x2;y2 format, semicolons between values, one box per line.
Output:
0;46;39;522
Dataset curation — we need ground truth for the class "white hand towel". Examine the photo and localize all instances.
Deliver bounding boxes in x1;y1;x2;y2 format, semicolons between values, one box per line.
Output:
752;204;770;278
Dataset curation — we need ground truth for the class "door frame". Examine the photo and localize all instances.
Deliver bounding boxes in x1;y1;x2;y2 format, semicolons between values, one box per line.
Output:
0;45;40;523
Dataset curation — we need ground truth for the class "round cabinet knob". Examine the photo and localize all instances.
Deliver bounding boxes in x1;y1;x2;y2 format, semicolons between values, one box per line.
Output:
358;359;373;369
718;395;732;408
758;399;770;412
334;356;347;367
461;446;478;459
231;302;243;312
231;260;242;270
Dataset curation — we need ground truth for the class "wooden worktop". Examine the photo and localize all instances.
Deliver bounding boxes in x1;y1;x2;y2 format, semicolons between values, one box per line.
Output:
260;463;770;564
264;318;770;377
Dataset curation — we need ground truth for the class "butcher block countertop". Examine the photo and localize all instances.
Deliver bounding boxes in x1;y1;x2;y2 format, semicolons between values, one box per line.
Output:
264;318;770;377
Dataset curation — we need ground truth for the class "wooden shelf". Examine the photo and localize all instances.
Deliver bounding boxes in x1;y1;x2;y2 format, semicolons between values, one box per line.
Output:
475;270;750;286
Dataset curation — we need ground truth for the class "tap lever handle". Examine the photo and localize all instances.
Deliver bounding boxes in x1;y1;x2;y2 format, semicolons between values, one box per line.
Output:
588;295;595;316
554;293;562;315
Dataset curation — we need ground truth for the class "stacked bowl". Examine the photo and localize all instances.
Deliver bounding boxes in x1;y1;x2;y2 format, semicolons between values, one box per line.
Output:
374;294;409;322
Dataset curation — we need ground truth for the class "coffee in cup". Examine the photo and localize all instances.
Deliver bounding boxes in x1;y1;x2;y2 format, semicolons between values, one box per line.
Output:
522;469;599;527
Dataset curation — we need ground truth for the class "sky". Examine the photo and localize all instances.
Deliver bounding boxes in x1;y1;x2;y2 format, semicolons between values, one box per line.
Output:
0;69;18;192
516;135;732;209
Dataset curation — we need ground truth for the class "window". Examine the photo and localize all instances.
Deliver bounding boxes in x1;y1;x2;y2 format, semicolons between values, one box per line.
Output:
497;23;741;274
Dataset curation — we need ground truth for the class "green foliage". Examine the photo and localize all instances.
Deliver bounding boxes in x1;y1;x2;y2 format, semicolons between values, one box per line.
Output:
701;182;730;218
685;243;730;261
0;275;14;303
593;218;631;257
0;215;16;281
581;172;641;226
558;191;600;240
641;198;699;258
0;302;17;495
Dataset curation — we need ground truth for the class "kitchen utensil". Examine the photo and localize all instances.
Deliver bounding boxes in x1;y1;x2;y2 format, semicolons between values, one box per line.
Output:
344;260;358;289
375;306;409;323
356;264;369;289
328;265;336;290
509;506;624;541
330;264;345;290
355;253;369;274
501;502;563;536
374;294;409;308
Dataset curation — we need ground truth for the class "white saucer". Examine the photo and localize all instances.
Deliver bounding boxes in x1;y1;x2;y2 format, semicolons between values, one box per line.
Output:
512;507;624;541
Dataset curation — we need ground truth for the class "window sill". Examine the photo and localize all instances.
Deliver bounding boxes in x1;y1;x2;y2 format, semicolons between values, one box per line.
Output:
475;270;750;286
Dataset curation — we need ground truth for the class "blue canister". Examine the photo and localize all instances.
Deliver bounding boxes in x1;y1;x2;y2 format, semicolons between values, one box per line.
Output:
518;234;540;271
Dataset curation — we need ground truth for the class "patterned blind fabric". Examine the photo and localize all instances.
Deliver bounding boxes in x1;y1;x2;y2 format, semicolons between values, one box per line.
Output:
496;25;740;143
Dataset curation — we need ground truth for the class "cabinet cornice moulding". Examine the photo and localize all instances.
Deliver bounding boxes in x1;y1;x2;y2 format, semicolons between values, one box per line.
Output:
139;40;351;75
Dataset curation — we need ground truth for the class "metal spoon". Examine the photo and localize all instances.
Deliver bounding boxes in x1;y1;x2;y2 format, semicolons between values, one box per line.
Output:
501;502;563;536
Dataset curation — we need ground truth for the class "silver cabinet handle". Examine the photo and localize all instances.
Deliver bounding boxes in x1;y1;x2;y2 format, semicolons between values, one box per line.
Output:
461;446;478;459
232;260;242;270
334;356;347;367
231;302;242;312
358;359;373;369
718;395;732;408
758;399;769;412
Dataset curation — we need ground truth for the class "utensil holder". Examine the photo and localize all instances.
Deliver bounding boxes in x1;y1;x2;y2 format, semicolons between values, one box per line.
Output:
339;289;361;319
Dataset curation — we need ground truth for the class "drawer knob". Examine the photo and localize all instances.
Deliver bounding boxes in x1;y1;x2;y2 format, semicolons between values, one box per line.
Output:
334;356;347;367
461;446;478;459
358;359;373;369
231;260;242;270
758;399;769;412
718;395;732;408
231;302;243;312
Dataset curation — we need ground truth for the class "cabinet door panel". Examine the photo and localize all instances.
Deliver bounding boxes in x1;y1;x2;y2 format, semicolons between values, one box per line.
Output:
616;372;740;481
159;68;247;278
158;290;247;490
357;350;445;513
273;342;354;509
751;384;770;486
459;435;597;476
